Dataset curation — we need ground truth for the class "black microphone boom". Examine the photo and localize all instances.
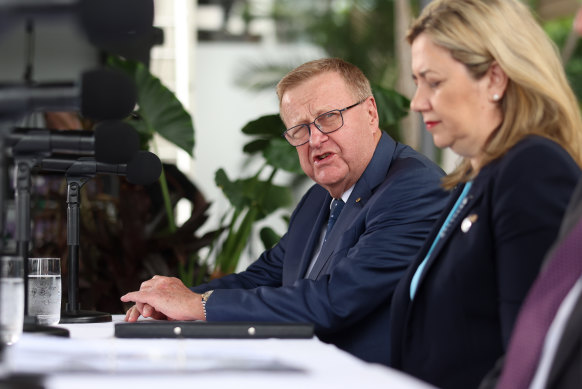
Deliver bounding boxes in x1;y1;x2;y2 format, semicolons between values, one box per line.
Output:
0;68;137;121
36;150;162;185
0;0;154;51
8;121;140;164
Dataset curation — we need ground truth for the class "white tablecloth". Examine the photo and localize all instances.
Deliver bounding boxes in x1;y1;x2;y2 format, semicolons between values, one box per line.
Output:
2;315;435;389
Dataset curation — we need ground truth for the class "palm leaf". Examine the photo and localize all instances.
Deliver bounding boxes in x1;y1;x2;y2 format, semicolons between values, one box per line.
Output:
108;56;195;157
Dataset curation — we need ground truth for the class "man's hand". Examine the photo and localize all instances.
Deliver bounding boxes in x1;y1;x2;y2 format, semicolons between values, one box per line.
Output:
120;275;204;322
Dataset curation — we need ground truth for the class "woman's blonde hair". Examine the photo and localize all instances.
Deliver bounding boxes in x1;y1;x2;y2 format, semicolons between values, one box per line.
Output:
276;57;372;105
408;0;582;189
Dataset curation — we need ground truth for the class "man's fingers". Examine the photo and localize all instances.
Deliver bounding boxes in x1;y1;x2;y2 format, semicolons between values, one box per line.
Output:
150;309;167;320
142;303;155;318
121;291;147;303
139;275;162;290
124;305;141;322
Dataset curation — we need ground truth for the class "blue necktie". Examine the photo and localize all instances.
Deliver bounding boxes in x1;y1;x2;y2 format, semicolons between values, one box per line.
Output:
305;198;345;279
325;198;345;242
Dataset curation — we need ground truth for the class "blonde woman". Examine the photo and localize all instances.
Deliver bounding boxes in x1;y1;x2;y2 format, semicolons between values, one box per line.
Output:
389;1;582;388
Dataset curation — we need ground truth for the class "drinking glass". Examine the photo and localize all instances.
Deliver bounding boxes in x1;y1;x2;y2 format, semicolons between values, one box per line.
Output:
0;256;24;345
28;257;61;326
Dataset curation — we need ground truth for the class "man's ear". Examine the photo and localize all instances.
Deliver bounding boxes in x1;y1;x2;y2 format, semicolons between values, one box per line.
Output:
366;96;380;128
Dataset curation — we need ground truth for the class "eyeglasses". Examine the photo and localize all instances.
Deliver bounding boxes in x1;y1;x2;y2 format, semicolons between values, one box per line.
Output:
282;98;367;147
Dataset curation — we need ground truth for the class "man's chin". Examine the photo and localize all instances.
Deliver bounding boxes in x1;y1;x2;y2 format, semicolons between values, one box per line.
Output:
315;178;347;196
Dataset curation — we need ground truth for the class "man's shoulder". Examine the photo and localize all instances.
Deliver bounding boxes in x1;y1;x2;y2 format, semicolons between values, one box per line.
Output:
361;140;448;208
366;134;445;185
392;141;444;173
377;142;446;184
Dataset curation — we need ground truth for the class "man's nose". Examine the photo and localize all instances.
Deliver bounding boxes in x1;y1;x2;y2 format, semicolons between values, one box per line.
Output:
309;123;328;146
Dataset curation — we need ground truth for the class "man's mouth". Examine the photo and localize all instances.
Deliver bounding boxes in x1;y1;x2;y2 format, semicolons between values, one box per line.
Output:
317;152;331;160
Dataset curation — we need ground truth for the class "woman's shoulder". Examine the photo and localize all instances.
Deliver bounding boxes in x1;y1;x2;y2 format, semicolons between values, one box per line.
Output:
498;135;577;169
478;135;581;186
504;135;563;153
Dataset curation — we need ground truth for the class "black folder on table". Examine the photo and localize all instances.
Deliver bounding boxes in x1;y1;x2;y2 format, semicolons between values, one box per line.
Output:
114;321;314;339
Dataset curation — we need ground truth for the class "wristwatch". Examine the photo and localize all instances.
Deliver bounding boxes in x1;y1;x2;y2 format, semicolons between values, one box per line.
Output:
201;290;214;320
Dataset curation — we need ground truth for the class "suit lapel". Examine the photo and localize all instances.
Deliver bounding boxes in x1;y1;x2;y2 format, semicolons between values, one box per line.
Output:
412;178;486;300
306;133;396;280
545;286;582;388
306;192;366;279
295;197;331;280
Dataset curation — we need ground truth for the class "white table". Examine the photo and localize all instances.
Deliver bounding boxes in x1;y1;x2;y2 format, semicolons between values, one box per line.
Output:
2;315;435;389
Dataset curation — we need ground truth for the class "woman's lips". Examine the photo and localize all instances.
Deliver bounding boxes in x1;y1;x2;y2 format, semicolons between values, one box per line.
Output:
424;121;440;130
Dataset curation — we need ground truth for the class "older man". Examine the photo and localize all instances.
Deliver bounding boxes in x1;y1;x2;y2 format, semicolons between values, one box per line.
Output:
121;58;448;365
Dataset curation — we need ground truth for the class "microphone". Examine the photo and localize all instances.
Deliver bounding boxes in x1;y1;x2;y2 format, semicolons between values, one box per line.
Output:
7;121;140;164
36;150;162;185
0;68;137;121
0;0;154;50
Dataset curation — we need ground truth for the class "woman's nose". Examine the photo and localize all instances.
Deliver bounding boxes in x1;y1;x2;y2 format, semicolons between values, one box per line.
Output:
410;87;429;113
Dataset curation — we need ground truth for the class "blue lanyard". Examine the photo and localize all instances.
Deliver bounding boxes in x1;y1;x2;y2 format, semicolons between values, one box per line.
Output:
409;181;473;300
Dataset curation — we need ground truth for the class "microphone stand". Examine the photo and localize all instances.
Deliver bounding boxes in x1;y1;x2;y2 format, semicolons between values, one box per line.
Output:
59;174;111;323
0;124;8;250
13;157;69;336
0;121;10;360
0;118;19;251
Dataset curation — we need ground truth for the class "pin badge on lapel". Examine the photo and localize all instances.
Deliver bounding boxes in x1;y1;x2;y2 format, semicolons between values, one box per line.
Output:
461;214;478;233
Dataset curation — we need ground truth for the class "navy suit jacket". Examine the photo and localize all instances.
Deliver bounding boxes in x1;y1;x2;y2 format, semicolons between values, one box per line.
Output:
389;136;582;389
191;133;448;365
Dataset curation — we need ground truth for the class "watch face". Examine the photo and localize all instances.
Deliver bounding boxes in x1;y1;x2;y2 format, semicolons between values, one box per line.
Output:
202;290;214;301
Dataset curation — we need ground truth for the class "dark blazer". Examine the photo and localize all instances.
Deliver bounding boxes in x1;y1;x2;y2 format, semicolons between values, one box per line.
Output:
389;136;582;389
479;177;582;389
191;133;449;365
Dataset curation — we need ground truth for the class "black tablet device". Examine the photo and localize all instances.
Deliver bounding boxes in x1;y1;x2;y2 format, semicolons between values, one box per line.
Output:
114;321;314;339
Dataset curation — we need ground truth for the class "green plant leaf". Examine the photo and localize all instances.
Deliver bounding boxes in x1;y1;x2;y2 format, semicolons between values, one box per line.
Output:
108;56;195;157
241;178;293;219
222;207;259;273
243;139;271;154
373;84;410;129
259;226;281;251
215;168;293;219
215;168;249;210
241;114;285;136
262;138;303;174
234;61;297;92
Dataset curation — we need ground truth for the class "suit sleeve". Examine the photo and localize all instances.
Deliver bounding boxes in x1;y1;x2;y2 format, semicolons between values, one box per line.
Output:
202;161;448;335
493;143;581;346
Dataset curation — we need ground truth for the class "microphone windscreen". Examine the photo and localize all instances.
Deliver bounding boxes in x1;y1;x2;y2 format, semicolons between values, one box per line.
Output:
79;0;154;47
81;69;137;121
94;121;140;164
126;150;162;185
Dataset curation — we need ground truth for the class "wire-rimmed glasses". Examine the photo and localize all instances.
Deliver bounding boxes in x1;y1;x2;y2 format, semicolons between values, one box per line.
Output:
282;98;367;147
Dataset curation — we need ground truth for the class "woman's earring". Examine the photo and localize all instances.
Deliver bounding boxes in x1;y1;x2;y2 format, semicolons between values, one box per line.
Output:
493;94;500;102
